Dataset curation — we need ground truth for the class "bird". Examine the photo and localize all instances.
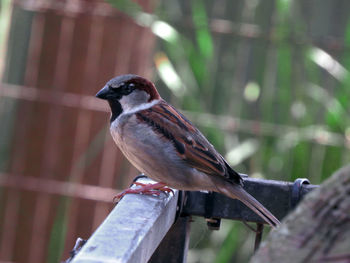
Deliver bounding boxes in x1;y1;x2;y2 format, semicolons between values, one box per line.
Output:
96;74;280;227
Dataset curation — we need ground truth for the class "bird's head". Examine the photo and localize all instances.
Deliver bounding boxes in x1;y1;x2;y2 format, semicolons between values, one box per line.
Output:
96;74;161;121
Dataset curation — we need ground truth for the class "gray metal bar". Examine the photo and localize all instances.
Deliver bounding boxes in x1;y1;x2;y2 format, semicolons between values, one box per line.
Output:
71;177;178;263
182;177;318;223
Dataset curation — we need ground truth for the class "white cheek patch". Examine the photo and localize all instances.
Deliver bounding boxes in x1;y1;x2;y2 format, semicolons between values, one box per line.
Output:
111;95;160;128
119;89;160;115
118;96;131;111
124;99;160;114
118;89;151;113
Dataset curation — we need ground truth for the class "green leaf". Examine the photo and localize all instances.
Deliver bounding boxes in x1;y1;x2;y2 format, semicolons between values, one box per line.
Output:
191;0;213;59
47;197;69;263
214;223;240;263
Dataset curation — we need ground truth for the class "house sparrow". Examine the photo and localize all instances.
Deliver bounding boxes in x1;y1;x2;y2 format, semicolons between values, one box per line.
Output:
96;74;280;227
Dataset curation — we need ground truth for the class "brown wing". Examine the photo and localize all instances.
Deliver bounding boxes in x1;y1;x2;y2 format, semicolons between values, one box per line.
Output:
136;100;242;185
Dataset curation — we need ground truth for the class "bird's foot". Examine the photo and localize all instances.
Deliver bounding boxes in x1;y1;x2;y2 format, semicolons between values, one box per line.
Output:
133;182;175;195
113;182;174;203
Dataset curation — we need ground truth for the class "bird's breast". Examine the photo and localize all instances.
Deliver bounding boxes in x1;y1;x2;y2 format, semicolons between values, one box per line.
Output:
110;114;181;181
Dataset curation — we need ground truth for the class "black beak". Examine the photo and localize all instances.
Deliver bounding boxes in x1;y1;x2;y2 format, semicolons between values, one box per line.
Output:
96;85;109;100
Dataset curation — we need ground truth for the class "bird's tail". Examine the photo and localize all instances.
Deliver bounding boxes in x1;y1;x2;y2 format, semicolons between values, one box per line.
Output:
218;183;281;228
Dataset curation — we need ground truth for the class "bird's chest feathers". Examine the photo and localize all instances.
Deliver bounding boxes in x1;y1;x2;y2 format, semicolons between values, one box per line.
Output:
109;114;170;171
110;114;137;155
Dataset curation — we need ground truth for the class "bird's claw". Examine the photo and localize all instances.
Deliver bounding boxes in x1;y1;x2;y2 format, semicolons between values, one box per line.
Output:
133;182;175;195
113;182;174;203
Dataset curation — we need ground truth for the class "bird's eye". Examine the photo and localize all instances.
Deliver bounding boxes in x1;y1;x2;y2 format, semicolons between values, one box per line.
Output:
123;83;134;94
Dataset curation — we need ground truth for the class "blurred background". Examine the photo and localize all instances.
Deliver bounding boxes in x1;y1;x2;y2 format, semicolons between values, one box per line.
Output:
1;0;350;262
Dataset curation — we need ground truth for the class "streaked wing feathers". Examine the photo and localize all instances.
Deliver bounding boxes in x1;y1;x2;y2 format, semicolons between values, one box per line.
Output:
136;100;242;185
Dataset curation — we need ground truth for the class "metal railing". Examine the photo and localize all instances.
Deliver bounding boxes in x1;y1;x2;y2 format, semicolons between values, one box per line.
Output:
68;176;317;263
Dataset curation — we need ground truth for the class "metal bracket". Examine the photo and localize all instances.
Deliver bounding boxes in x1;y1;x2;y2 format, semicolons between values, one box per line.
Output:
204;192;221;230
291;178;310;209
175;190;186;222
254;223;264;252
